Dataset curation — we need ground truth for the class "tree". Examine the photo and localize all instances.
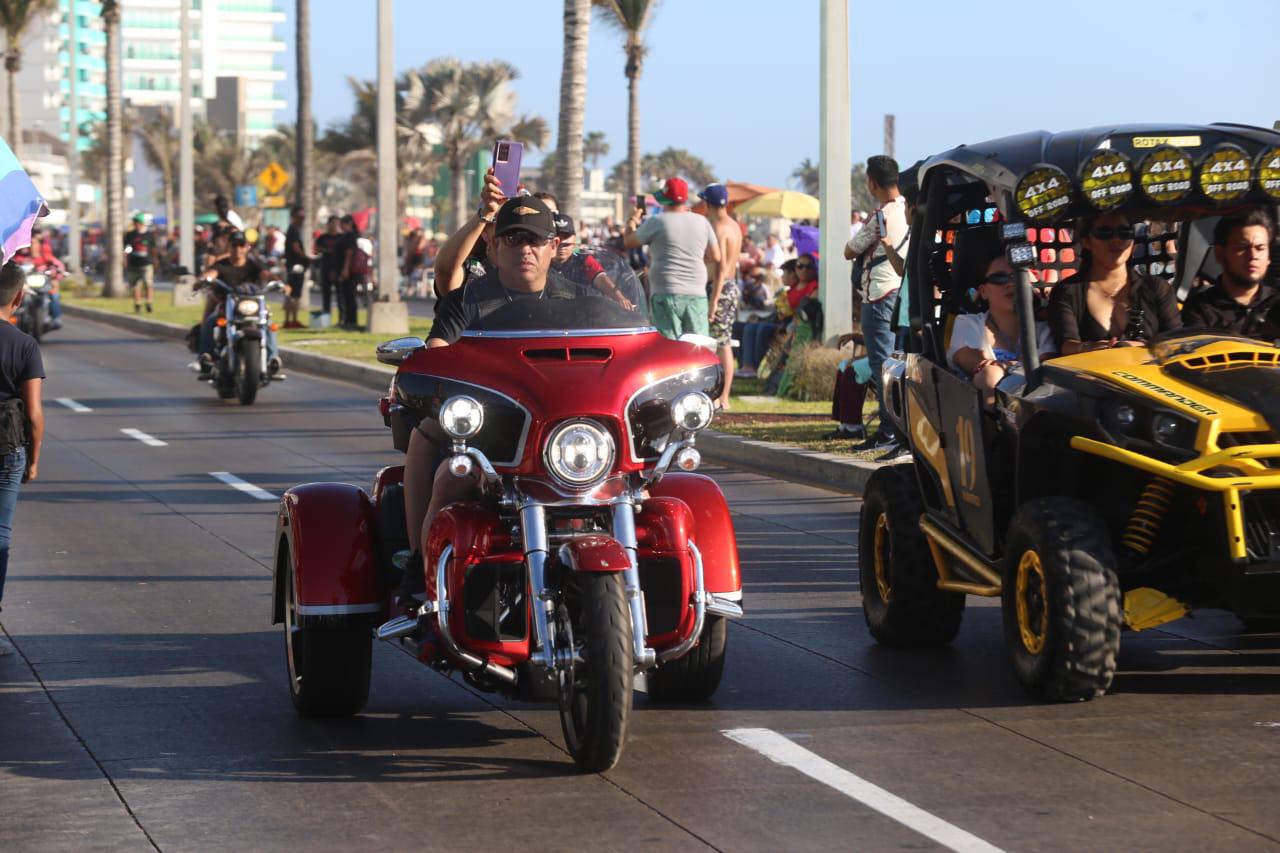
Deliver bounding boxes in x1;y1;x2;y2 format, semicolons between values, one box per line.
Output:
610;146;714;191
295;0;313;237
134;108;178;232
791;157;877;212
555;0;589;222
593;0;657;202
791;157;818;195
102;0;123;296
192;122;272;204
400;58;549;230
0;0;55;155
583;130;609;170
849;162;876;213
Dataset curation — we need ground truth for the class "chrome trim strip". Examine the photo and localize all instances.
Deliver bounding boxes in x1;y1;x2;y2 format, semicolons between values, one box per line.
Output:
658;541;707;663
398;374;532;467
709;588;743;602
295;603;381;616
623;366;719;465
706;595;744;619
461;327;657;339
613;502;657;669
435;546;517;685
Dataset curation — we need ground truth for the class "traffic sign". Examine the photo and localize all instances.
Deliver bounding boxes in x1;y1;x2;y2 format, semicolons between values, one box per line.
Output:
258;161;289;195
262;195;287;208
234;184;258;208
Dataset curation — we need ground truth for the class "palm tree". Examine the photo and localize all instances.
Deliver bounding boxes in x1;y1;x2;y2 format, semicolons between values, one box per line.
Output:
791;158;819;195
401;58;549;230
102;0;123;296
193;123;271;203
593;0;658;202
295;0;313;237
555;0;589;222
583;130;609;170
134;108;178;232
0;0;56;155
610;146;714;191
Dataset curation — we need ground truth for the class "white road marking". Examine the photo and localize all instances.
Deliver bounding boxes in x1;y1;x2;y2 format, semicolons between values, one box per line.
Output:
121;428;167;447
1256;722;1280;728
723;728;1005;853
210;472;277;501
56;397;92;412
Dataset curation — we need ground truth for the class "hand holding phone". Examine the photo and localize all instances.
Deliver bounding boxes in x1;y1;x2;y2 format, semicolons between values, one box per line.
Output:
874;208;887;235
491;140;524;199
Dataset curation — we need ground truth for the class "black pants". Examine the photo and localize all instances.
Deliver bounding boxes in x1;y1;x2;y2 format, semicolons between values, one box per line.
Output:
339;276;361;327
318;268;334;314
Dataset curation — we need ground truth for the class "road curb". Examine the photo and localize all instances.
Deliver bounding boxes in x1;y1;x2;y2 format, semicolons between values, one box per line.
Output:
63;302;876;495
62;302;396;394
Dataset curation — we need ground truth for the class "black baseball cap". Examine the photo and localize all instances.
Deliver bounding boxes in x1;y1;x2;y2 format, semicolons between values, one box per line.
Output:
496;196;556;239
552;212;576;236
228;230;248;246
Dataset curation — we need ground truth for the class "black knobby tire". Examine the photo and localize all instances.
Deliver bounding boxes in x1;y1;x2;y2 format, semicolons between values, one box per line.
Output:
559;572;633;772
282;542;372;717
858;466;964;647
646;614;728;703
1002;497;1122;702
236;345;261;405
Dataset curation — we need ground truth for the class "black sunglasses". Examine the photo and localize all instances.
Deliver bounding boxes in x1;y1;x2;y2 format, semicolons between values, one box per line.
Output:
500;232;551;248
795;262;815;269
982;272;1013;285
1089;225;1135;241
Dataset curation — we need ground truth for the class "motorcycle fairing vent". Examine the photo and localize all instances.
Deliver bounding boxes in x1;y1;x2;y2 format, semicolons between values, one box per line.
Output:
521;347;613;363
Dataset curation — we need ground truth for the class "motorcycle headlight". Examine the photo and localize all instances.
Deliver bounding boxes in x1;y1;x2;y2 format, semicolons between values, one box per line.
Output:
440;395;484;440
236;298;260;317
545;420;615;487
25;274;45;289
671;391;714;432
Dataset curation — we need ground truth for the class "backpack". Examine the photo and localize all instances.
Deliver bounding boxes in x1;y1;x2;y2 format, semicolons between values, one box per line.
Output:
349;245;371;278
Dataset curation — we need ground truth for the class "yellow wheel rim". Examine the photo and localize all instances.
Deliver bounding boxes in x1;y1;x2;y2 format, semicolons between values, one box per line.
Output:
1016;550;1048;655
872;514;892;602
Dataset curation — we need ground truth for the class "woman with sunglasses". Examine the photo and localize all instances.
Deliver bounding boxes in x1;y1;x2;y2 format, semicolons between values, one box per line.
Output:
948;255;1055;403
1048;212;1181;354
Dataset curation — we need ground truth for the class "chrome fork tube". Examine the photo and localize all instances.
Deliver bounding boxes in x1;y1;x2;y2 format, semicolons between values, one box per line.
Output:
521;504;556;669
613;501;657;669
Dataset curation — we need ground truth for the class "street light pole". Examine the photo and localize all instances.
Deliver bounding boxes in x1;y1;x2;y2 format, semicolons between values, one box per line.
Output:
368;0;408;335
818;0;852;341
67;0;80;276
179;0;193;273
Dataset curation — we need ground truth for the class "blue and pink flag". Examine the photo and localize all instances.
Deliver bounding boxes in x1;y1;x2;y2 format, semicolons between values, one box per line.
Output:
0;136;48;265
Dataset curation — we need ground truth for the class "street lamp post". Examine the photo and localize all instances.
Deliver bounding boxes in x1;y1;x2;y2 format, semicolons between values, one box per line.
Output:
67;1;80;277
179;0;193;273
368;0;409;335
818;0;852;341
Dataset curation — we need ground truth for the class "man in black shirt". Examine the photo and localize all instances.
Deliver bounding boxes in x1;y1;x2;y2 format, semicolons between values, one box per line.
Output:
313;216;343;321
1182;209;1277;338
197;231;281;374
283;206;312;328
124;213;156;314
0;263;44;647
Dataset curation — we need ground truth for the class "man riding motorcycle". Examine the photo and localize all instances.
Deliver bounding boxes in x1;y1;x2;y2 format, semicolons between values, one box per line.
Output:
196;230;282;376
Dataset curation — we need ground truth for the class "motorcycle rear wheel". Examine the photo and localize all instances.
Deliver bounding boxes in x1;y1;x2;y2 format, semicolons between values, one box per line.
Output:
237;346;261;405
558;572;632;772
283;543;372;716
646;614;727;702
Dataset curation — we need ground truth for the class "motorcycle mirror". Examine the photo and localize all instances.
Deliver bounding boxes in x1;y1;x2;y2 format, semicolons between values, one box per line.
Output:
376;336;427;365
266;281;287;293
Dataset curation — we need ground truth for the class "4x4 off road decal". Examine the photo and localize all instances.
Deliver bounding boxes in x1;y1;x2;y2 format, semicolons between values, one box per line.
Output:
1079;149;1134;211
1015;164;1072;222
1111;371;1219;416
1198;144;1253;203
1258;145;1280;201
1138;145;1194;204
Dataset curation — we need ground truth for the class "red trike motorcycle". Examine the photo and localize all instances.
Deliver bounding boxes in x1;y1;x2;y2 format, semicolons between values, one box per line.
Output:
271;254;742;771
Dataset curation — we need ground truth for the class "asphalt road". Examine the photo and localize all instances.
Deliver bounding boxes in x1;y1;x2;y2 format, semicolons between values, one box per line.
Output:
2;316;1279;852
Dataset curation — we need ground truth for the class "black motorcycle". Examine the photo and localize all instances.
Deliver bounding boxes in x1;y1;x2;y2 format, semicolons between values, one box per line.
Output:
15;263;58;344
191;278;286;405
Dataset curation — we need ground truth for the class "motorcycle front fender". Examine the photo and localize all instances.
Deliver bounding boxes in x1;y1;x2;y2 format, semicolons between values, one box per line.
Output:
557;535;631;573
649;473;741;596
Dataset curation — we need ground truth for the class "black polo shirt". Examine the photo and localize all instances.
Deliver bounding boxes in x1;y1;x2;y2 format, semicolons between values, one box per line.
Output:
427;270;581;344
1181;281;1280;339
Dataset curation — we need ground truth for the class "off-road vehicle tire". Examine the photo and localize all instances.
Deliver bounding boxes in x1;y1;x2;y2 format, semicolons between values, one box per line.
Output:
646;614;728;702
1002;497;1121;702
858;466;964;647
282;543;372;717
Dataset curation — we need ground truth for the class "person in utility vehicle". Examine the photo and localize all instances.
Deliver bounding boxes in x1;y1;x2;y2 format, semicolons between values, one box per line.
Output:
1180;208;1277;337
1047;211;1181;353
947;254;1055;403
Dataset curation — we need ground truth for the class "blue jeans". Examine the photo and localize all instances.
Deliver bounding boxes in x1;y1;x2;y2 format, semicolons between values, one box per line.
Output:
741;321;781;370
861;293;898;440
200;314;277;361
0;446;26;606
48;290;62;321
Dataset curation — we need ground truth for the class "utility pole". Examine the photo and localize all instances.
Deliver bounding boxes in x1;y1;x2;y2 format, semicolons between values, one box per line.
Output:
884;114;895;160
368;0;408;335
178;0;193;273
67;1;80;277
818;0;852;341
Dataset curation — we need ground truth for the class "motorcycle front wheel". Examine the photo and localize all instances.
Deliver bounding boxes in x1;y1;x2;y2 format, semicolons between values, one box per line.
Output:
557;571;632;772
236;344;261;405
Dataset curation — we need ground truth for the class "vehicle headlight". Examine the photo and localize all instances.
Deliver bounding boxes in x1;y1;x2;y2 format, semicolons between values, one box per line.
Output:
545;420;615;487
671;391;714;432
25;274;45;289
236;298;260;317
1151;412;1195;448
440;395;484;440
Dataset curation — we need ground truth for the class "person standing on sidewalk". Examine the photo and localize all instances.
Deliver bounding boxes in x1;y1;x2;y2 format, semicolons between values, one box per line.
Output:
624;177;721;339
844;155;909;460
124;213;156;314
283;206;312;329
700;183;742;409
0;263;44;654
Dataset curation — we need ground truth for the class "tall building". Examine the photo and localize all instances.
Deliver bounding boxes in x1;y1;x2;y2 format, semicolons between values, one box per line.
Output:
12;0;106;152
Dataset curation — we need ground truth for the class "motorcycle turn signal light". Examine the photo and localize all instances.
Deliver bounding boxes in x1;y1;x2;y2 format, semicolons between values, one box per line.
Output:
216;317;227;327
675;446;701;472
447;454;474;478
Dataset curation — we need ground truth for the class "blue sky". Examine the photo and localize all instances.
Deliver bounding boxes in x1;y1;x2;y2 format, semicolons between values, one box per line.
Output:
285;1;1280;189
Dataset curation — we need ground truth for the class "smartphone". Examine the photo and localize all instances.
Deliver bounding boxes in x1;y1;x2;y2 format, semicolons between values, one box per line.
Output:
492;140;523;198
874;208;887;235
634;195;647;218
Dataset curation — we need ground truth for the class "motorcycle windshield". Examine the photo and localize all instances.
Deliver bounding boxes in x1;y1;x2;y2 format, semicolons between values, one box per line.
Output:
466;246;651;336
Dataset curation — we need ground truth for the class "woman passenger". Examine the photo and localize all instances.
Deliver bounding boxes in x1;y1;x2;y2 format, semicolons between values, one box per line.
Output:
1048;212;1181;354
948;255;1055;403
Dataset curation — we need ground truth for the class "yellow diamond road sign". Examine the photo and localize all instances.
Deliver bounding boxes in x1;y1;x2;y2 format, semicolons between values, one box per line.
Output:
258;162;289;195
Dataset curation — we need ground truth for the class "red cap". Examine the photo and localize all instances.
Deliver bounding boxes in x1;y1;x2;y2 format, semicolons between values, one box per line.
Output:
655;177;689;206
